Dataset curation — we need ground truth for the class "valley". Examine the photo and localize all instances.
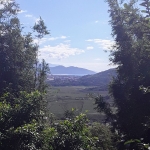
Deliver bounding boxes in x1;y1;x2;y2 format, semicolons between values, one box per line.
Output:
46;86;110;121
46;68;116;121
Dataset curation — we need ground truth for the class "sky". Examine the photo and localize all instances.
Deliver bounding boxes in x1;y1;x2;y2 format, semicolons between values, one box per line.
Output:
16;0;114;72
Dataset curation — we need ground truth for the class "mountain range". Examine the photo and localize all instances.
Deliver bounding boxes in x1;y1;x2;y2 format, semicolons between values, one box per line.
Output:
50;65;96;75
48;68;117;90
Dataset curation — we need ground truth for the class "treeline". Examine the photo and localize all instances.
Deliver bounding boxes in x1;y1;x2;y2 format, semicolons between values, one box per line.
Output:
95;0;150;149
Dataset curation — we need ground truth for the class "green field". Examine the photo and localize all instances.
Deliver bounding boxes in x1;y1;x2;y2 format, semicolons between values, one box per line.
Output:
46;86;110;121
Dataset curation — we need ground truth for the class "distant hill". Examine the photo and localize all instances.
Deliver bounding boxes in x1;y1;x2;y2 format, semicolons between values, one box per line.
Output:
77;68;116;86
48;63;58;67
48;68;117;90
50;65;96;75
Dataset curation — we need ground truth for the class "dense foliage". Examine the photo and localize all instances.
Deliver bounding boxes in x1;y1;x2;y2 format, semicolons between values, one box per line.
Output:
0;0;50;94
0;91;44;150
95;0;150;146
41;113;115;150
0;0;49;149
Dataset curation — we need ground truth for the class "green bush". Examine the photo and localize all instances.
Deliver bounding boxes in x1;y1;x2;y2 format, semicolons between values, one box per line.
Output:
89;123;116;150
0;91;44;150
41;113;116;150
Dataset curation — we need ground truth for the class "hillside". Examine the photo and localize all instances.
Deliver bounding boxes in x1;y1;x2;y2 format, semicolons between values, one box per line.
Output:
78;68;116;86
50;65;96;75
48;68;116;89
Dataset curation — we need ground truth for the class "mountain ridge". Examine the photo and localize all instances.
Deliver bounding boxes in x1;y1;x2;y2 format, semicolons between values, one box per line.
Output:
50;65;96;75
48;68;117;90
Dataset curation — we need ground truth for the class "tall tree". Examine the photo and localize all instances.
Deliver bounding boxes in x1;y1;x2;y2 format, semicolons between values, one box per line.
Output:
96;0;150;142
0;1;50;149
0;0;49;95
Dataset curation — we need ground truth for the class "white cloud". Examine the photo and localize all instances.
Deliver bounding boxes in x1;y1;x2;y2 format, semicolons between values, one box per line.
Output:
33;36;68;45
24;14;40;23
95;20;99;23
86;39;93;42
48;37;58;41
25;14;33;18
86;39;115;51
48;36;67;41
39;43;84;59
86;46;94;50
60;36;67;39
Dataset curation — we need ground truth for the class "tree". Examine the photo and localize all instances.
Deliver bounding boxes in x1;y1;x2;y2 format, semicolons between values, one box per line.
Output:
0;0;50;123
0;1;50;149
89;122;116;150
0;0;49;95
96;0;150;143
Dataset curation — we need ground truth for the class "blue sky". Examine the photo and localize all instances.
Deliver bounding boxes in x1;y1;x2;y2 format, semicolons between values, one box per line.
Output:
16;0;114;72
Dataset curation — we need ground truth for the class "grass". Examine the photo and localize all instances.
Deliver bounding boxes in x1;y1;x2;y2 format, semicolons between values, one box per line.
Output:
46;86;111;121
